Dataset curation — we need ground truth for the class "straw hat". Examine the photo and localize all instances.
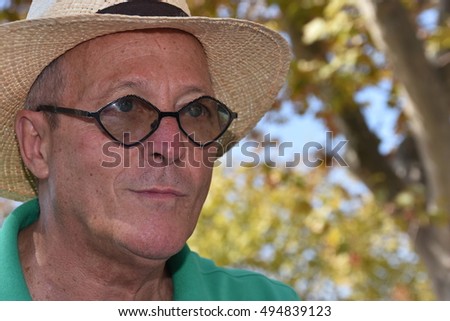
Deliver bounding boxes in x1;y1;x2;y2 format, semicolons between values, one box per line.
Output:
0;0;291;201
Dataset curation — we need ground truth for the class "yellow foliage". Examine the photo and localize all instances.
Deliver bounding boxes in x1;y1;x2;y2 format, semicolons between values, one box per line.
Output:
303;18;328;44
189;165;434;300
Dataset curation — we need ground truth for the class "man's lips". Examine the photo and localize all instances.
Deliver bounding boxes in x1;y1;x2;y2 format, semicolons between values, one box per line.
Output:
131;188;186;199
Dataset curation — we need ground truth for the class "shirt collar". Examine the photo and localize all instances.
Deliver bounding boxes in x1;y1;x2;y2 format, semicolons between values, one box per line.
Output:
0;199;38;300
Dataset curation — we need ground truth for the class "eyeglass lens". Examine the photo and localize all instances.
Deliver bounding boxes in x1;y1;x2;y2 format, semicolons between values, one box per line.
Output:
98;95;233;146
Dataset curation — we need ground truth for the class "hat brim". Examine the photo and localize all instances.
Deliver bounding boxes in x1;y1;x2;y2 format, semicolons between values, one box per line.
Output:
0;14;291;201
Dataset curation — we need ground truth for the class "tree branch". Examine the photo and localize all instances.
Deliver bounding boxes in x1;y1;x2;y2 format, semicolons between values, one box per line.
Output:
284;6;405;201
438;0;450;25
337;102;405;200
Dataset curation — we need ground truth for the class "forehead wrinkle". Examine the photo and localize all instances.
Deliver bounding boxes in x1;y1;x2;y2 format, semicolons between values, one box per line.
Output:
62;30;214;109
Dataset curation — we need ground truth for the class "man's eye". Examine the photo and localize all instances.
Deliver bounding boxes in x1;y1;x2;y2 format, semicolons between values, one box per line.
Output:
186;104;208;117
114;98;134;112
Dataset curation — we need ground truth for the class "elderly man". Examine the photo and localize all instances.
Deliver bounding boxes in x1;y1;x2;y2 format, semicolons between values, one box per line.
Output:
0;0;297;300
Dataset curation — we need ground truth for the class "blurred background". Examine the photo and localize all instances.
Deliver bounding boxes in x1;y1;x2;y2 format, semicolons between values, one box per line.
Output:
2;0;450;300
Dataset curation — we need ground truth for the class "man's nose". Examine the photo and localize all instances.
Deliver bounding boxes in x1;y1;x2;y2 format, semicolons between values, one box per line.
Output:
144;116;188;164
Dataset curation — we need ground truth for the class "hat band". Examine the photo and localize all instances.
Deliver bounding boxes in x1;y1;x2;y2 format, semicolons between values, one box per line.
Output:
97;0;188;17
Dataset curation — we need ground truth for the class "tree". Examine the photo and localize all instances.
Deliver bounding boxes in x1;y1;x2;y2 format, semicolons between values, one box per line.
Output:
0;0;30;21
355;0;450;300
188;0;450;299
190;165;434;300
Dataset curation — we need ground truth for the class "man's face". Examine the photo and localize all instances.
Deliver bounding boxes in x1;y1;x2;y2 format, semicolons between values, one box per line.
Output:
43;30;216;260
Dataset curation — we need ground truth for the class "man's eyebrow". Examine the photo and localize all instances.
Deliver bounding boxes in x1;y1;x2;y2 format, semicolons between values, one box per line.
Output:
178;85;212;97
92;79;149;103
110;79;147;92
104;80;213;101
111;79;209;93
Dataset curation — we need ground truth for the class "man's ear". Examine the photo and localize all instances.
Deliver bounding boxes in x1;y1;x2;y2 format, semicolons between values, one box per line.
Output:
15;110;52;179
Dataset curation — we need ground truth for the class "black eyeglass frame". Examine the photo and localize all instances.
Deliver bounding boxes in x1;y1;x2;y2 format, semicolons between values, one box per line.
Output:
36;95;238;148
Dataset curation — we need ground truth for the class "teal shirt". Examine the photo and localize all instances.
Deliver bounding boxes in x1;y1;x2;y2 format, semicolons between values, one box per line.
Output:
0;199;299;301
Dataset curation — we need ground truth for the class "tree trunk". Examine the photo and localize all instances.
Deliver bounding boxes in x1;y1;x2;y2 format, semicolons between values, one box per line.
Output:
356;0;450;300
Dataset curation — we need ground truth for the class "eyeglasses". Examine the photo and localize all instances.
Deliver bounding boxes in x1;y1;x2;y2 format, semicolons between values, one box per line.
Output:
36;95;238;147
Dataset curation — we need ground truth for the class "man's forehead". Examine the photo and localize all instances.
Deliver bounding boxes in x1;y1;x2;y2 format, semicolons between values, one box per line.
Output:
63;29;205;61
55;29;212;104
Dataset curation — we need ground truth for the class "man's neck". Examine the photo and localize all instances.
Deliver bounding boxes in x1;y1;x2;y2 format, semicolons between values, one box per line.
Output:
18;220;173;300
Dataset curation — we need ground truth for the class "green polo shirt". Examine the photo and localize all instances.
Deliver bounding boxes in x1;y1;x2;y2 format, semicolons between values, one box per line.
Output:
0;199;299;300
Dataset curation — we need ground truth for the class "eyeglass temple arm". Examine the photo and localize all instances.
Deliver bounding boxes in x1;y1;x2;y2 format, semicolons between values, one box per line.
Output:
36;105;95;118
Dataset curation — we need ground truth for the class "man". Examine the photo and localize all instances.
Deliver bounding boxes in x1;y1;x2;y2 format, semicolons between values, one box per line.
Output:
0;0;297;300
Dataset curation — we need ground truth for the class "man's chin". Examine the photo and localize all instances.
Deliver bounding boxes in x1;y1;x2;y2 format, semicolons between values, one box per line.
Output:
120;235;187;262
